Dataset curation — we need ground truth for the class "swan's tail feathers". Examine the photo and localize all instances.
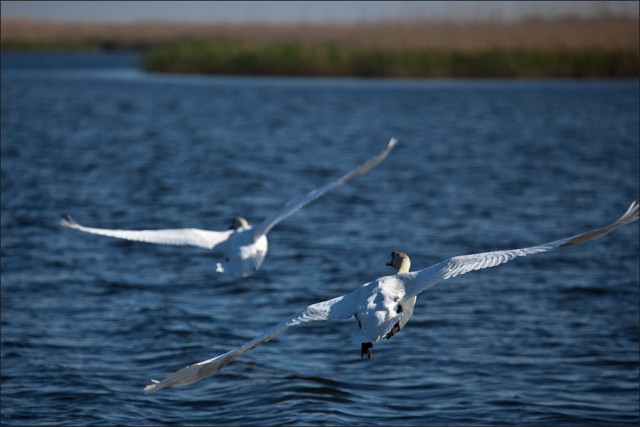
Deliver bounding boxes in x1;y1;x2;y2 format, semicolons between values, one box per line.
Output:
560;201;639;247
60;215;80;229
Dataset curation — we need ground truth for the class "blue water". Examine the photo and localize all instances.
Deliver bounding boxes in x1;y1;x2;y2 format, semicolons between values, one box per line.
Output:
1;52;638;426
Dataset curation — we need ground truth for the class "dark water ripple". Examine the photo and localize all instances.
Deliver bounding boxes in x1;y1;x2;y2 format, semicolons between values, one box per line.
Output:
1;52;638;425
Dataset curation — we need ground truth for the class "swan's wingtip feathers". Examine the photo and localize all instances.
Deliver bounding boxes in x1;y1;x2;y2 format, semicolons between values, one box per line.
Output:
144;380;161;394
619;201;639;224
60;215;79;228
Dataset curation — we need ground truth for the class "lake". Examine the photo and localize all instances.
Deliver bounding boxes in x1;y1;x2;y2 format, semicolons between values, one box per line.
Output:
1;52;638;426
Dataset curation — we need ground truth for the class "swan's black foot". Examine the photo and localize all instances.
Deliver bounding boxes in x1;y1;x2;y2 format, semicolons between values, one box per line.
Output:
361;342;373;359
384;322;401;340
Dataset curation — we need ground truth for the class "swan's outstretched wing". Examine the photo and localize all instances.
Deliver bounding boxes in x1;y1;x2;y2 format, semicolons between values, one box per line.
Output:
144;292;357;393
405;201;639;298
251;138;398;241
60;216;232;250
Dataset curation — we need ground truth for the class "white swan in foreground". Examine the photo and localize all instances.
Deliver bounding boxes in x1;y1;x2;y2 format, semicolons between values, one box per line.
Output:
144;201;638;393
61;138;397;279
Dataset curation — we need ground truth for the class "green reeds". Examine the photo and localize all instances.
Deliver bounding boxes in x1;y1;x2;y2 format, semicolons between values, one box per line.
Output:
142;42;639;78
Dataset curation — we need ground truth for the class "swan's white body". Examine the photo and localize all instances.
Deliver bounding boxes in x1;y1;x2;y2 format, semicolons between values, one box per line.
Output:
213;225;268;276
144;201;639;393
61;138;398;278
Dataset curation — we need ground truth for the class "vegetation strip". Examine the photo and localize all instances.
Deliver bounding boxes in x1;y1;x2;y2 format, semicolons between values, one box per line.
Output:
142;42;639;78
2;18;637;77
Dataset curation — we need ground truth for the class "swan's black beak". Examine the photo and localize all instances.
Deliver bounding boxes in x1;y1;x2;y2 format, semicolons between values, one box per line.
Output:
385;251;395;266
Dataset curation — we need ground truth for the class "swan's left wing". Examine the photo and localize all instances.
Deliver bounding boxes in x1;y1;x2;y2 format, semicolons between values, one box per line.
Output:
60;216;232;250
251;138;398;241
404;201;639;298
144;292;357;393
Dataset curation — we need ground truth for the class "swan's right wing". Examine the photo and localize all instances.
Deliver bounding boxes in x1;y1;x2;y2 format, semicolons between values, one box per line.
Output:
404;201;639;298
251;138;398;241
144;292;357;393
60;216;232;250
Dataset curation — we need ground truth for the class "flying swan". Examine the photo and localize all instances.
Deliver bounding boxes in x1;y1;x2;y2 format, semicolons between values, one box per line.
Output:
61;138;398;278
144;201;639;393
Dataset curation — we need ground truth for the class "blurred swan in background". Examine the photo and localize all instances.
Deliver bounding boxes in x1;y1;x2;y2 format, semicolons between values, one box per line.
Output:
61;138;398;279
144;201;638;393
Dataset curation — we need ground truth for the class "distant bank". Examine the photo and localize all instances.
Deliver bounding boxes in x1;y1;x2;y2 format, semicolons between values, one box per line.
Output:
2;18;638;77
141;43;637;78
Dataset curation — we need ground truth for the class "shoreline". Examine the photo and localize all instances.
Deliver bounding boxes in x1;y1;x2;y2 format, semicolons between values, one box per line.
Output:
2;18;638;78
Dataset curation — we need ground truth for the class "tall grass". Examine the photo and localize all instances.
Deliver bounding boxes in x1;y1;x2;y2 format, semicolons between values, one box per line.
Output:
143;42;638;78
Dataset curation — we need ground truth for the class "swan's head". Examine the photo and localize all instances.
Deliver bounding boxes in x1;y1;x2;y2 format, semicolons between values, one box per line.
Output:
228;216;250;230
386;251;411;274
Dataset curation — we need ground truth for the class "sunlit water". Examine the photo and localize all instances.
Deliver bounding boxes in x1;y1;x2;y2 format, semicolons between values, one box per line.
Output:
1;52;638;426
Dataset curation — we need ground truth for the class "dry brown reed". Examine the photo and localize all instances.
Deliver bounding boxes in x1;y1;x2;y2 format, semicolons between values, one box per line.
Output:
1;17;638;51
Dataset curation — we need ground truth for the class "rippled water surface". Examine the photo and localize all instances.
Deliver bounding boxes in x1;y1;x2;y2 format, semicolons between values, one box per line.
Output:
2;52;638;426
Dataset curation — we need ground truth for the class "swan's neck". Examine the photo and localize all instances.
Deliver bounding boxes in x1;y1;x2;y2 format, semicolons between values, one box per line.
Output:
395;259;411;274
